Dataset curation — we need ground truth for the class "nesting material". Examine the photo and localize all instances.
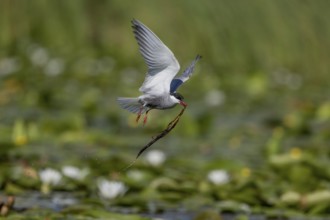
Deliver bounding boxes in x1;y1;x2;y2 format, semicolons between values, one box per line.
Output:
123;106;186;171
136;106;186;158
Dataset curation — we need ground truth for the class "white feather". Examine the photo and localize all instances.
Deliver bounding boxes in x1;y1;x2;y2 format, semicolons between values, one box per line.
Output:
132;19;180;96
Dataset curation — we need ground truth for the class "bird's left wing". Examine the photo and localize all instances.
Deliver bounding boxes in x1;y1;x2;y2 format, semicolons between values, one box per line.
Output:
170;55;201;93
132;19;180;96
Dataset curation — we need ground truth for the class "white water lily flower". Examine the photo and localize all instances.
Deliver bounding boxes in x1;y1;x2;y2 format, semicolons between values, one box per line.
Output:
207;169;230;185
145;150;166;166
62;166;89;181
39;168;62;185
97;179;127;199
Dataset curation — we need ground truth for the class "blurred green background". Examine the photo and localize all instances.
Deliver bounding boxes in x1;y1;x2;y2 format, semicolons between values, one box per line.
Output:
0;0;330;219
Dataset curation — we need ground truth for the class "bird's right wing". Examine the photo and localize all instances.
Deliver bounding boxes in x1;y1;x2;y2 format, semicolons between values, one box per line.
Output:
132;19;180;96
170;55;201;93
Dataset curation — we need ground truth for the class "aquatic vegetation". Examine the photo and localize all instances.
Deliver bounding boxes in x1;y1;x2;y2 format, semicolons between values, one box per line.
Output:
0;0;329;219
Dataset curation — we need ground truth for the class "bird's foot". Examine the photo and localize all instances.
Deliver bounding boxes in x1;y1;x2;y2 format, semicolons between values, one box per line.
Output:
143;114;148;126
136;107;144;123
136;114;141;123
143;110;150;126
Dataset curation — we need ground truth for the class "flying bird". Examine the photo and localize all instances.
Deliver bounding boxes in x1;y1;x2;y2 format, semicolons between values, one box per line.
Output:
117;19;201;125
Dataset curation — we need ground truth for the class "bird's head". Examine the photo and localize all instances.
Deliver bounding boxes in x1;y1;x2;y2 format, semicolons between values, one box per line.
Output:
170;92;187;107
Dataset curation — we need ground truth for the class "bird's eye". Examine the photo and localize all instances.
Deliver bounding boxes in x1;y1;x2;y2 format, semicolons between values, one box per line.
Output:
177;94;184;100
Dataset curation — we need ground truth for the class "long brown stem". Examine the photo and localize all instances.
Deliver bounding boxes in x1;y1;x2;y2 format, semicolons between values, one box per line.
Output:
123;106;186;171
136;106;186;158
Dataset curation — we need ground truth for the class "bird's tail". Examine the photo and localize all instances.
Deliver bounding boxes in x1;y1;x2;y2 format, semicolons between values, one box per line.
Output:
117;97;147;114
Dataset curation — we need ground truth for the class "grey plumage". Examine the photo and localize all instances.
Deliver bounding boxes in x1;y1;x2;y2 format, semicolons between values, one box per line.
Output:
117;19;200;118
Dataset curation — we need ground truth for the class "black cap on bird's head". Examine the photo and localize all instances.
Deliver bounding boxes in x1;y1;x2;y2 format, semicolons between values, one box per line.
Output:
171;92;187;107
171;92;184;101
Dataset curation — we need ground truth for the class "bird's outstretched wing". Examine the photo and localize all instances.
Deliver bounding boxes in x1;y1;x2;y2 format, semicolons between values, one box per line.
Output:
170;55;201;93
132;19;180;96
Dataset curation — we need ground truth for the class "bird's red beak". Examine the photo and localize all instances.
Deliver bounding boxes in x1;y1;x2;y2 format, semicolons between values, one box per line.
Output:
180;101;187;107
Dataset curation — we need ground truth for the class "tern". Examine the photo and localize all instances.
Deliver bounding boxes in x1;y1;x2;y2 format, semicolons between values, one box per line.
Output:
117;19;201;125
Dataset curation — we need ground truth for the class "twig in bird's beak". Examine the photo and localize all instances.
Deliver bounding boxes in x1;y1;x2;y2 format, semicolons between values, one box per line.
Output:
122;106;187;171
136;105;186;158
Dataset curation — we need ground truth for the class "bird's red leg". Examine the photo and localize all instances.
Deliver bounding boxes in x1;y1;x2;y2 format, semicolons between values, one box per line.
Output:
143;110;150;126
136;107;143;123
